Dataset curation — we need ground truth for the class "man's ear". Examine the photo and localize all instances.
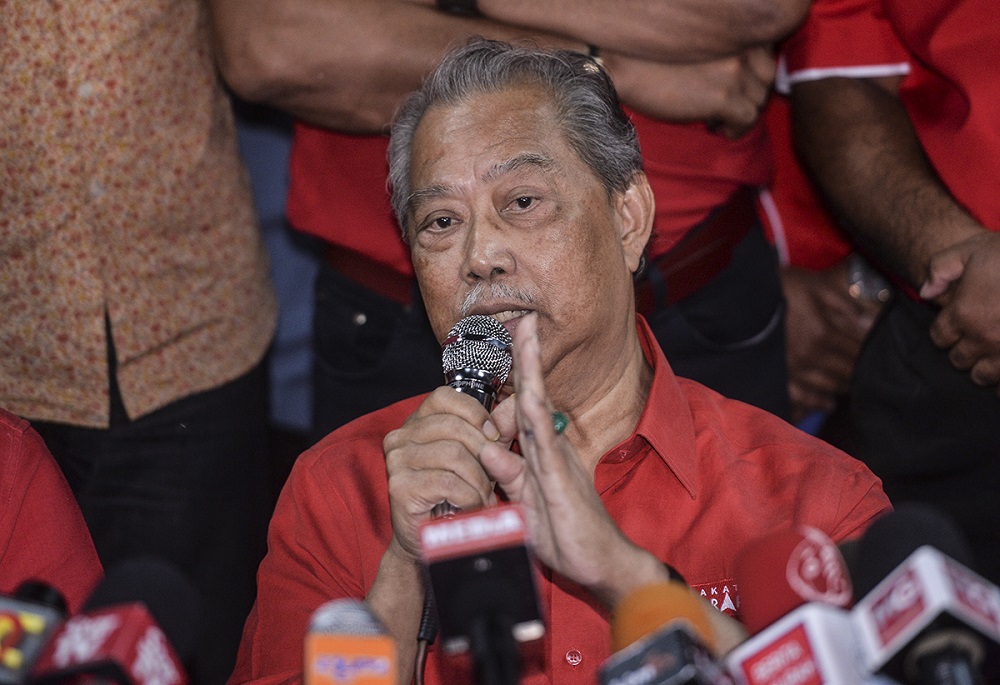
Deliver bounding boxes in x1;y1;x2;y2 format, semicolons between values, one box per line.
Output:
616;172;655;274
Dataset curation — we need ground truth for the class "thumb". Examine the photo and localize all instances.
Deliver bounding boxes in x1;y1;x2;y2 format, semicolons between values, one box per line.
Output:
489;394;519;446
920;246;967;301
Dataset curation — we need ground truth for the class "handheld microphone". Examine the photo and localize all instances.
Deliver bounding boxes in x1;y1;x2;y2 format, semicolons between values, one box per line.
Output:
851;505;1000;684
303;600;396;685
0;582;67;685
419;315;516;650
30;558;199;685
732;525;853;636
599;581;734;685
418;504;543;685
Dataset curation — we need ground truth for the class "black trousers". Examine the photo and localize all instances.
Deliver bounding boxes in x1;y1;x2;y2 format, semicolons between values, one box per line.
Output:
847;295;1000;584
33;345;273;685
310;222;790;440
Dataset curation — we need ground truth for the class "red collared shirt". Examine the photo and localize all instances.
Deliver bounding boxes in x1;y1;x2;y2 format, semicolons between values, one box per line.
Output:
230;319;889;685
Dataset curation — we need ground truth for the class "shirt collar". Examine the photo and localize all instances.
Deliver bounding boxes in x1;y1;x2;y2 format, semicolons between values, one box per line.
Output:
618;316;700;499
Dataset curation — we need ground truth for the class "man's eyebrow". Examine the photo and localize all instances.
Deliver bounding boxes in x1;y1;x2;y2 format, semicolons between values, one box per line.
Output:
481;152;555;183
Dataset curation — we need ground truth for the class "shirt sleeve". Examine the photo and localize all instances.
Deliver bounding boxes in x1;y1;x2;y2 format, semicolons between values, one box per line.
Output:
0;416;104;613
227;447;382;685
782;0;911;83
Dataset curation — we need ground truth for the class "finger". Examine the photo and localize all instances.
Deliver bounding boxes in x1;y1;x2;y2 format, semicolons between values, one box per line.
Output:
479;440;526;496
920;247;967;301
970;355;1000;387
929;309;962;349
385;437;495;503
489;394;519;445
946;338;978;371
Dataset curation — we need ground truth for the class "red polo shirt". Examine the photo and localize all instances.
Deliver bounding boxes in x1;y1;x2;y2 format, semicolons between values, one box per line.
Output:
0;409;103;613
229;319;889;685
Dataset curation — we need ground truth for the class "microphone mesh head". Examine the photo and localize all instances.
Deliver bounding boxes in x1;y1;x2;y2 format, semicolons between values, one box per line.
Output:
441;315;513;383
309;599;385;636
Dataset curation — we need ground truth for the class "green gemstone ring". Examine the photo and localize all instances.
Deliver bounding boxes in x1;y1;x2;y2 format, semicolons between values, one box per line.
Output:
551;410;569;435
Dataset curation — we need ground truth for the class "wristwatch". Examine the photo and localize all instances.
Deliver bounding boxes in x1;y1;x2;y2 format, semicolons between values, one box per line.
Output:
847;253;892;302
436;0;479;16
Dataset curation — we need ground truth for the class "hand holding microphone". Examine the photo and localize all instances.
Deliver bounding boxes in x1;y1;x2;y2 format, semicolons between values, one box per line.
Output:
382;315;515;561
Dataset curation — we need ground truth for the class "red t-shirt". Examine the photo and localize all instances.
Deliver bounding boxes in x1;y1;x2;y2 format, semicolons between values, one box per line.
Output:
783;0;1000;232
0;409;103;613
285;115;773;277
229;319;889;685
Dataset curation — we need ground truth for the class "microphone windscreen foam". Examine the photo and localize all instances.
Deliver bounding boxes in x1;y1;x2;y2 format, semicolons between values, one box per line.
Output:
733;525;852;635
84;558;201;663
610;581;715;653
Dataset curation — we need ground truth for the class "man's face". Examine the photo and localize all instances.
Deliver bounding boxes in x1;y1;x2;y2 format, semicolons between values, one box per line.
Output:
405;84;648;398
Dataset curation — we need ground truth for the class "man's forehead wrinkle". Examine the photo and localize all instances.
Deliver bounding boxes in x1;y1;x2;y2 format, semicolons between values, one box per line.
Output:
406;184;451;215
481;152;556;184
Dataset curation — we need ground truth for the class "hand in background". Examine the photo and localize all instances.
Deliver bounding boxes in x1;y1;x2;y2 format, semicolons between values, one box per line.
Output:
781;258;886;423
922;231;1000;391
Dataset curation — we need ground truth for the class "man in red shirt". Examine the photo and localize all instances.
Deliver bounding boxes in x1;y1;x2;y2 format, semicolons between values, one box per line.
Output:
211;0;806;438
229;41;890;685
786;0;1000;583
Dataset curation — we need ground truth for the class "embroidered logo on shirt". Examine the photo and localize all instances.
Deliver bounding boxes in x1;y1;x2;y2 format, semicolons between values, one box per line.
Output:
690;579;740;617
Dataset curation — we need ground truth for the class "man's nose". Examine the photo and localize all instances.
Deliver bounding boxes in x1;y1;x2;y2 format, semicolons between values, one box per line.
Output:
462;215;515;282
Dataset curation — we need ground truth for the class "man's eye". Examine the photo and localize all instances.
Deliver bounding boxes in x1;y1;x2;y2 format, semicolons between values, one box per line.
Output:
513;196;534;210
434;216;453;228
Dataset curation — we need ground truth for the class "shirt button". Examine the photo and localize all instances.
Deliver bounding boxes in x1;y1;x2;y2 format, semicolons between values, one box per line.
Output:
565;649;583;666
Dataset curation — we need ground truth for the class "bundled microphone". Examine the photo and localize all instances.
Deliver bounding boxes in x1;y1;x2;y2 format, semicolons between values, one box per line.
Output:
599;580;734;685
419;315;517;646
851;505;1000;685
419;505;543;685
732;525;854;636
0;582;68;684
30;558;199;685
304;600;396;685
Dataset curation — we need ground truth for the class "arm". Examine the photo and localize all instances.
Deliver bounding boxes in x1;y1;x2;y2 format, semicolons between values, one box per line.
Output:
791;76;984;289
474;0;809;62
207;0;579;132
792;76;1000;387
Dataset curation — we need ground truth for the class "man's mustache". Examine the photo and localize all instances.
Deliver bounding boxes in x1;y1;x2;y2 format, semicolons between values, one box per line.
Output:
460;281;537;317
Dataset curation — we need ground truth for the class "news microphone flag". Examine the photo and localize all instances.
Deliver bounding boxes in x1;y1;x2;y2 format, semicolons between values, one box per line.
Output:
853;545;1000;683
600;581;733;685
418;504;543;655
304;600;396;685
0;583;66;684
732;525;853;636
726;603;867;685
30;603;186;685
29;559;197;685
